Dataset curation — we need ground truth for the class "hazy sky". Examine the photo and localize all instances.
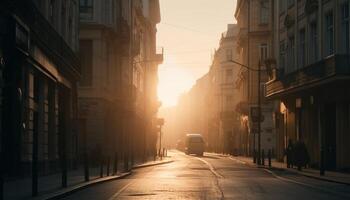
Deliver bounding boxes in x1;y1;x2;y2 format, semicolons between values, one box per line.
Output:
157;0;237;107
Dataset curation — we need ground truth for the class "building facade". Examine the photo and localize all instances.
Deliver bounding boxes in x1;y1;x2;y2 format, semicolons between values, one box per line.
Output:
174;73;210;148
235;0;276;156
0;0;80;177
266;0;350;170
78;0;162;164
79;0;129;165
207;24;241;153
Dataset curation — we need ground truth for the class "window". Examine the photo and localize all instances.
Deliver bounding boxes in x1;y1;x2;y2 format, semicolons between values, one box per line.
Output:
279;41;286;70
279;0;286;13
79;40;93;86
298;29;306;67
341;3;349;54
49;0;55;22
309;22;318;63
226;69;233;83
61;0;66;38
287;37;295;73
287;0;294;7
68;2;74;45
80;0;93;20
260;82;266;101
325;12;334;56
259;43;268;62
226;96;233;109
260;0;269;24
29;73;35;99
226;49;232;61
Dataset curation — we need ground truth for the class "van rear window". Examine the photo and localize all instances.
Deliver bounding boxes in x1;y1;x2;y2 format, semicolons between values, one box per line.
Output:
189;137;203;143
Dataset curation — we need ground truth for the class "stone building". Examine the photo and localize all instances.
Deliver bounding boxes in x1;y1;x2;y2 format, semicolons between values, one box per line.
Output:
78;0;130;163
207;24;241;153
130;0;163;161
235;0;276;156
266;0;350;170
78;0;162;163
0;0;80;177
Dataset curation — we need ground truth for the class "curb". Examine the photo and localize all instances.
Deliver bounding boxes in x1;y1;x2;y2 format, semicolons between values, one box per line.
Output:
263;168;350;199
132;159;174;169
38;172;132;200
285;168;350;186
230;156;350;186
37;159;174;200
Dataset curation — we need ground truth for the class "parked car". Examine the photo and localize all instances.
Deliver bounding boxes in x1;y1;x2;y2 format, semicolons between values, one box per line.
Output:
185;134;205;156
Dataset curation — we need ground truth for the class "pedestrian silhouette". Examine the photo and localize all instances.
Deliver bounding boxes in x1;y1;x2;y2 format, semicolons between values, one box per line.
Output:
285;139;294;168
294;141;309;171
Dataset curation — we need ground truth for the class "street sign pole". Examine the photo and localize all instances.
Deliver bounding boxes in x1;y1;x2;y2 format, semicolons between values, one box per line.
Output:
159;125;162;158
156;118;164;158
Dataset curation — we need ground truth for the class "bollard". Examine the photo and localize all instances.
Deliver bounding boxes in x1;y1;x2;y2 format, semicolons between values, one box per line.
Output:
114;153;118;175
253;150;256;163
32;126;39;196
100;157;104;178
262;149;265;166
106;157;110;176
125;152;129;171
84;152;90;182
131;152;134;167
268;149;272;168
123;152;127;171
320;148;325;176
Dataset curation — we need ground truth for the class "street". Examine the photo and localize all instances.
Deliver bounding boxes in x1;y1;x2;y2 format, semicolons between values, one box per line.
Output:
61;150;350;200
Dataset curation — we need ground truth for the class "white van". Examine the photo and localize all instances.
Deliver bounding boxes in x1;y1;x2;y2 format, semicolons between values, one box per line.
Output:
185;134;205;156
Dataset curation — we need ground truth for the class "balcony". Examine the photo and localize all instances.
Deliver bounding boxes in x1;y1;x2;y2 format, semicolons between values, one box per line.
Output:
265;54;350;99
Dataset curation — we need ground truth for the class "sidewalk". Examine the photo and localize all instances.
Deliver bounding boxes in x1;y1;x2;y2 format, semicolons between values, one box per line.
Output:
3;157;173;200
231;156;350;185
133;157;173;169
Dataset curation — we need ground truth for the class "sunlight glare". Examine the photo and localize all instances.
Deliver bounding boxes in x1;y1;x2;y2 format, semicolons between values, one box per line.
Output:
157;57;195;107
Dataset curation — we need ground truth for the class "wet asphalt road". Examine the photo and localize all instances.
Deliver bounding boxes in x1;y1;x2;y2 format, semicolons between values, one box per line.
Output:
61;150;350;200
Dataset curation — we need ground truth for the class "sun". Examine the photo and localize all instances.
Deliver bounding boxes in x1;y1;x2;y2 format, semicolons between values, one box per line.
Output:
157;61;195;108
